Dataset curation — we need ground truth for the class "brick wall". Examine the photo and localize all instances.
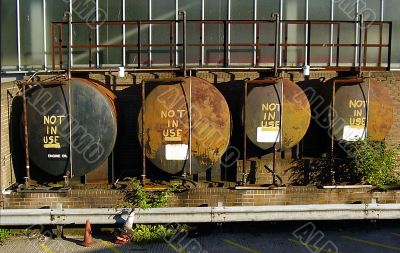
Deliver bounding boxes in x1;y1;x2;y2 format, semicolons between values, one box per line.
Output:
168;186;400;207
2;187;124;209
1;81;19;191
2;185;399;209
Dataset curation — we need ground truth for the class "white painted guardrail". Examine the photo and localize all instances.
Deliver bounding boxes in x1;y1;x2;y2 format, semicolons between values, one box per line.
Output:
0;204;400;226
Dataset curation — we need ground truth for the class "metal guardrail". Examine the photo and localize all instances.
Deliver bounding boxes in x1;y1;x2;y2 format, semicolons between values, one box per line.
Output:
1;204;400;226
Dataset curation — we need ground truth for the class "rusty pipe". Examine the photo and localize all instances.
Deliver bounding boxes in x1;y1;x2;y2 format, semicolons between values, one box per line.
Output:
141;80;146;186
179;10;187;76
272;12;281;77
242;80;248;185
22;84;30;188
358;14;364;77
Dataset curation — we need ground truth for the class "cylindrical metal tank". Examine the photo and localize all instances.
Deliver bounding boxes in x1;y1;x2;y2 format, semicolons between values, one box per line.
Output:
331;78;393;142
243;78;311;150
139;77;231;175
24;78;117;177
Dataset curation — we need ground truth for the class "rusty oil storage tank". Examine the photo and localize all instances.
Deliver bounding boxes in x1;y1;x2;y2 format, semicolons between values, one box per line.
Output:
243;78;311;151
24;78;117;177
139;77;231;175
329;77;393;142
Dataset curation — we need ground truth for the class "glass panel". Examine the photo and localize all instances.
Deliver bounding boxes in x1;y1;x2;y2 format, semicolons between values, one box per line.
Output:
231;0;253;20
72;0;96;66
99;0;123;66
384;0;400;66
309;0;331;20
334;0;357;20
151;0;174;66
283;24;306;65
185;22;201;65
230;24;253;65
204;0;227;20
258;22;276;66
283;0;306;20
179;0;201;19
337;47;355;66
332;0;358;67
151;23;174;65
204;24;225;66
152;0;175;20
20;0;44;69
230;0;254;65
310;24;331;66
204;0;227;65
257;0;280;20
336;22;356;65
126;0;149;67
126;0;149;20
1;0;18;70
359;0;381;21
310;47;331;65
46;0;68;69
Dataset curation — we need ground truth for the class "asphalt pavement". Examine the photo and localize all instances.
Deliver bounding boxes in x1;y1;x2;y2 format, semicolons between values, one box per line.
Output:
1;221;400;253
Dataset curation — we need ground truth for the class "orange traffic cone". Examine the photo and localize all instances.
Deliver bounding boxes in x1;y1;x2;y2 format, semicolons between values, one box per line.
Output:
79;220;95;247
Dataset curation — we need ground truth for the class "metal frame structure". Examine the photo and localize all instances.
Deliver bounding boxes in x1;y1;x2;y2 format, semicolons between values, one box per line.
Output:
50;18;392;72
5;0;397;73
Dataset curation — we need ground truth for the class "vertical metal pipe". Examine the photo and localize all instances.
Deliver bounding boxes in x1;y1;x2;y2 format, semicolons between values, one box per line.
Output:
253;0;257;67
138;21;141;69
305;0;309;65
96;0;100;67
122;0;126;67
329;0;334;66
272;146;277;186
179;10;187;76
354;0;359;67
330;81;336;185
189;71;192;175
224;20;229;67
242;80;248;185
201;0;205;66
273;12;280;78
149;0;152;66
365;73;371;138
89;29;92;68
388;21;392;70
358;13;363;77
141;80;146;186
227;0;231;66
169;22;173;67
59;25;63;69
307;20;311;66
381;0;384;22
51;24;55;70
69;0;73;72
68;80;73;178
279;0;283;66
175;0;179;66
22;84;30;187
336;24;340;67
275;78;284;186
17;0;21;71
43;0;47;70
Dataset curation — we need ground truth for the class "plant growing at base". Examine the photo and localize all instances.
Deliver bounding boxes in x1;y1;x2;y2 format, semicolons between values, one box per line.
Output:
350;140;400;189
117;178;185;243
0;229;12;245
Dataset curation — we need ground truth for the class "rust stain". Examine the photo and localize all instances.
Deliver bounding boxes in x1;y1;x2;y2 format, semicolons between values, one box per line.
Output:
139;77;231;174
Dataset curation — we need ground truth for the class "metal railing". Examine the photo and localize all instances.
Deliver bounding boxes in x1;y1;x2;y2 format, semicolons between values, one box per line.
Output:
1;203;399;226
51;19;392;72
